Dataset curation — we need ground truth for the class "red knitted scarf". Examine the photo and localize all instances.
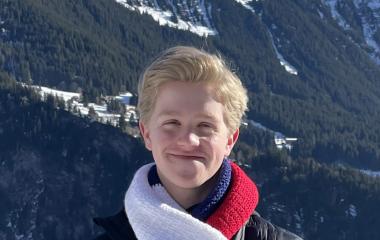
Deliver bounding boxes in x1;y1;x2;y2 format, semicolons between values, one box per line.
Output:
206;162;259;239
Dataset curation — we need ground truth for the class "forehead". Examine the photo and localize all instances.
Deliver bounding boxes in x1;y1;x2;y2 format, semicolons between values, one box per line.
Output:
152;81;224;119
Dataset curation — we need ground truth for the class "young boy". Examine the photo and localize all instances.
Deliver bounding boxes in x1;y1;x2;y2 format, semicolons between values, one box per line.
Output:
94;46;302;240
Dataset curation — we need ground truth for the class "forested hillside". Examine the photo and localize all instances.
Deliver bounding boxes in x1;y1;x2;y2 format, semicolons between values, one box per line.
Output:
1;0;380;169
1;75;379;239
0;76;151;239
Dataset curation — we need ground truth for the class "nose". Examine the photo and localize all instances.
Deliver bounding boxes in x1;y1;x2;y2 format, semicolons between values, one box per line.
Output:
177;129;200;148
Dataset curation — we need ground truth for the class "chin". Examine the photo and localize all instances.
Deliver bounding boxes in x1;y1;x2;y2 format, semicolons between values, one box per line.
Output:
174;175;206;189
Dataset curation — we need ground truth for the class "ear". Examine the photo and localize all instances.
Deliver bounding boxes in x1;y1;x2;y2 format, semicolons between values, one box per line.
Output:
139;121;152;151
225;128;239;156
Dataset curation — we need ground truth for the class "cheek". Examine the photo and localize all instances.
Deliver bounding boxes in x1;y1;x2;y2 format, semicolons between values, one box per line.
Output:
150;130;175;148
207;136;229;155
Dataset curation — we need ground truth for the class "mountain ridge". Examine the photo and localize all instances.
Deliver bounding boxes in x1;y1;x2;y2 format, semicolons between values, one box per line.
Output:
2;0;380;167
1;78;380;239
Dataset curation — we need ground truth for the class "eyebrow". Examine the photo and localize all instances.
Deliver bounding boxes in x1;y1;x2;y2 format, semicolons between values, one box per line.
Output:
197;113;219;122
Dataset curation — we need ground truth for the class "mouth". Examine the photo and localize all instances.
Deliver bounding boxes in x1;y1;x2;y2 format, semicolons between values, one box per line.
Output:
167;153;205;160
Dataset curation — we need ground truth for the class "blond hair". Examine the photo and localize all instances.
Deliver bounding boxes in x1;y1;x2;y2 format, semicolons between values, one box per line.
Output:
137;46;248;132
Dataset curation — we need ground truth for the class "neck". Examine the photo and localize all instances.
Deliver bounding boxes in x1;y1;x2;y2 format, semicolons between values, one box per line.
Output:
157;169;220;209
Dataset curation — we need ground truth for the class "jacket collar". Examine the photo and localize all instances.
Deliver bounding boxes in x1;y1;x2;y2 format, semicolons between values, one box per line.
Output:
93;209;136;240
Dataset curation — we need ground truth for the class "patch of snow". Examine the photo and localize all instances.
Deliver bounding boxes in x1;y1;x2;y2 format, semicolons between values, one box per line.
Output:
235;0;256;13
267;27;298;75
360;169;380;177
269;202;286;213
26;175;45;240
207;4;213;22
294;208;304;233
294;212;301;221
317;9;325;19
31;85;80;102
367;0;380;10
87;103;107;113
361;21;380;63
7;169;45;240
249;120;288;139
346;204;358;218
353;0;380;64
96;111;120;119
115;0;217;37
323;0;351;29
248;119;269;131
199;0;213;28
15;234;24;240
236;0;254;3
0;18;5;33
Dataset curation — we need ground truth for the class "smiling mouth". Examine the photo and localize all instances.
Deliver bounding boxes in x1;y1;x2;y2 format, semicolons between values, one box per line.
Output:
167;153;205;160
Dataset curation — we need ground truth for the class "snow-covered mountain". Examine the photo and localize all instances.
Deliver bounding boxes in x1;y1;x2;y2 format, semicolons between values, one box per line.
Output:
115;0;380;66
321;0;380;63
114;0;299;75
115;0;218;36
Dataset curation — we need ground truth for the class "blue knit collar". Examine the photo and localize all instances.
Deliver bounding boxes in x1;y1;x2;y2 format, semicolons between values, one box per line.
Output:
148;158;232;221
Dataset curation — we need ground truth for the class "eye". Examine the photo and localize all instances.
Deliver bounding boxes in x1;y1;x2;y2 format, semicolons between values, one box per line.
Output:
197;122;216;135
199;122;212;128
199;122;217;131
163;120;180;127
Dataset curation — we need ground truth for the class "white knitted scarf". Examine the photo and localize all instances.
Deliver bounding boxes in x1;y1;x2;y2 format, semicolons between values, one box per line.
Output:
124;163;227;240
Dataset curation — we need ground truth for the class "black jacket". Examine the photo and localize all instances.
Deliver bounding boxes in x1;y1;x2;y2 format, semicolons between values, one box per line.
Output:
93;209;303;240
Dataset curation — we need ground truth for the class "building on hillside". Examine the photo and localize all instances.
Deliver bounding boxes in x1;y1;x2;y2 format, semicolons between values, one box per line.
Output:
115;92;133;105
274;133;298;151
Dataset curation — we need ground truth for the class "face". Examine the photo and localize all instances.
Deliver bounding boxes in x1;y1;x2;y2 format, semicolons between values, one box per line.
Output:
139;81;239;190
